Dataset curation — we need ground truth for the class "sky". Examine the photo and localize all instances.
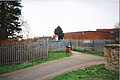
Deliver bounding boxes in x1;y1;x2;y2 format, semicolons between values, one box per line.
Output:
21;0;119;38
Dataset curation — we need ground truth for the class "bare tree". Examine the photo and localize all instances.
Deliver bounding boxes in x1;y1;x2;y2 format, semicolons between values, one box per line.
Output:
113;23;120;43
20;16;30;39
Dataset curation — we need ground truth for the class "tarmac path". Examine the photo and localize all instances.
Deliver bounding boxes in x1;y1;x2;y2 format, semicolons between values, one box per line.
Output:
0;51;104;80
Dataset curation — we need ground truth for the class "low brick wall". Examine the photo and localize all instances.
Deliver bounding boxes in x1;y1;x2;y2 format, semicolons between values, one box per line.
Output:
104;44;120;71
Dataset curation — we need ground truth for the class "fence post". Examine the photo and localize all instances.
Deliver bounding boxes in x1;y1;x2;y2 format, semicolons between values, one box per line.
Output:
46;38;48;58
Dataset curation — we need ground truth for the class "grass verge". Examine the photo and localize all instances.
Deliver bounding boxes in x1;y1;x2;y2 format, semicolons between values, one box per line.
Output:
79;50;104;56
49;64;119;80
72;47;104;56
0;51;72;75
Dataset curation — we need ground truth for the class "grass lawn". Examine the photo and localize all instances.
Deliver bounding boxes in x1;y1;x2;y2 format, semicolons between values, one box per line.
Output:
72;47;104;56
79;50;104;56
0;51;72;75
49;64;119;80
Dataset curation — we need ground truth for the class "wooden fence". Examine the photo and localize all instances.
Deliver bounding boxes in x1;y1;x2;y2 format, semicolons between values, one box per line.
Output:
0;39;113;65
0;39;48;65
48;40;113;52
48;40;70;51
69;40;113;51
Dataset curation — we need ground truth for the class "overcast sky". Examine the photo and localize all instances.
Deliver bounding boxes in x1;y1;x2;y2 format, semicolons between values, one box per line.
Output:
21;0;119;38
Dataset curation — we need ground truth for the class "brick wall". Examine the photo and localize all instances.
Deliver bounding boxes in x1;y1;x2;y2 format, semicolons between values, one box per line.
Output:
64;31;114;40
97;29;114;32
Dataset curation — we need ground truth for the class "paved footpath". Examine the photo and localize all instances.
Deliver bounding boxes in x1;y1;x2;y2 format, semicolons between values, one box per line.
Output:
0;51;104;80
